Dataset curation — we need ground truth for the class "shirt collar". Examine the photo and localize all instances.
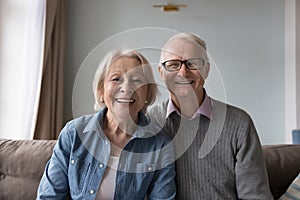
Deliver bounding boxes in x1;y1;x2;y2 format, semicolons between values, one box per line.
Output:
166;91;212;120
83;108;150;138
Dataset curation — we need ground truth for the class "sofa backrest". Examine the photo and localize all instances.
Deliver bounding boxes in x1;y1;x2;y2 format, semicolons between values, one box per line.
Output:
1;139;300;200
263;145;300;199
0;139;56;200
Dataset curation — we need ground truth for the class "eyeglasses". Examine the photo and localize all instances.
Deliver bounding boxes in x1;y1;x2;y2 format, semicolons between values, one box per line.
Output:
161;58;207;72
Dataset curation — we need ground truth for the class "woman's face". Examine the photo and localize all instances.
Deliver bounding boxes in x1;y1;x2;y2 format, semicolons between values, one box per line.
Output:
102;56;148;122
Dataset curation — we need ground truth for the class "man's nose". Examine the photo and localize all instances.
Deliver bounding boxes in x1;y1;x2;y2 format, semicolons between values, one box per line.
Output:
178;63;188;76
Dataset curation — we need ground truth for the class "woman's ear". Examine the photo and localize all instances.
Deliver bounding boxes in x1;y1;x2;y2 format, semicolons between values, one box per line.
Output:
98;87;104;101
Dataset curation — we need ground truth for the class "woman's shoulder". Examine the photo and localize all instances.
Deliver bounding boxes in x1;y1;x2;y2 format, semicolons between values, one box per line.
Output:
69;113;98;125
146;100;168;127
58;112;100;140
56;111;104;157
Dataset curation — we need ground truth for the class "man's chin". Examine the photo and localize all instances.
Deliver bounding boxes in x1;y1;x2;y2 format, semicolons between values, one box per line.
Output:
173;89;196;97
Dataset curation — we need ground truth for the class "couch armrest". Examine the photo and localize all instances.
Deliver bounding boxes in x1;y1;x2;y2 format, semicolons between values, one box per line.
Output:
0;139;57;200
263;144;300;199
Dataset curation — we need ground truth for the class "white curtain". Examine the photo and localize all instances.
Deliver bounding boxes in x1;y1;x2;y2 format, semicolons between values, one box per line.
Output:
0;0;46;139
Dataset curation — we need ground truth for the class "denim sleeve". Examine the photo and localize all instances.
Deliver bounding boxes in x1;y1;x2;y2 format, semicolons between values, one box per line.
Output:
36;123;73;200
147;132;176;200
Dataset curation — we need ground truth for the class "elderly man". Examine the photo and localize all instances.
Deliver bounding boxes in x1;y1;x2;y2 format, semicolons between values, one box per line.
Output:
148;32;273;199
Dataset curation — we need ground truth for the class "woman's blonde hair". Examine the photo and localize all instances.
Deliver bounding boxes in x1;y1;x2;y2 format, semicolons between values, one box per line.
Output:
92;49;157;112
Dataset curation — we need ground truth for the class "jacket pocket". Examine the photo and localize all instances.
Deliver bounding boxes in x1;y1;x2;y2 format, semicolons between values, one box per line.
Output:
68;157;90;195
133;163;156;199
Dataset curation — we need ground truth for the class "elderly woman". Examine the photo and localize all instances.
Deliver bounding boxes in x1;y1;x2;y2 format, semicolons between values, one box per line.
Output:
37;49;176;200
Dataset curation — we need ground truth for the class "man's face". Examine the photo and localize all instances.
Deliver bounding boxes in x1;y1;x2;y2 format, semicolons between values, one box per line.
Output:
159;39;210;103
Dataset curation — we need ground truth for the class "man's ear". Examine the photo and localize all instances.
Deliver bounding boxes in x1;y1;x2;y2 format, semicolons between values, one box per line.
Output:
158;66;164;79
202;62;210;79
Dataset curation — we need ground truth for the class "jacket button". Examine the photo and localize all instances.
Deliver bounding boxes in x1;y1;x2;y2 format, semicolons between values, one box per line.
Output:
90;189;95;194
71;159;75;164
99;163;104;168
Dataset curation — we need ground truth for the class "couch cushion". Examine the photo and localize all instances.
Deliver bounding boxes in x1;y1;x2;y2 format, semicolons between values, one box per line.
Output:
0;139;56;200
263;145;300;199
279;173;300;199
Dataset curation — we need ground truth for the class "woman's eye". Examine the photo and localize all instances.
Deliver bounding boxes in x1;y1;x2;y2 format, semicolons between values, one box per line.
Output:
132;77;145;84
133;79;141;83
112;77;121;82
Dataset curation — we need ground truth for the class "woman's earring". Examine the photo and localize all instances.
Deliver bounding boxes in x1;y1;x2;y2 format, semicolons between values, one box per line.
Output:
145;100;148;104
100;97;104;103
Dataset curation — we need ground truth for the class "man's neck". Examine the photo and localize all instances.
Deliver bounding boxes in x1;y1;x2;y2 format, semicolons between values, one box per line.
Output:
171;90;204;118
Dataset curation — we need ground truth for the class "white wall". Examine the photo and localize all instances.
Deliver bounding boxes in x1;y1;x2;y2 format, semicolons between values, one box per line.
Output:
65;0;285;144
285;0;300;143
297;0;300;129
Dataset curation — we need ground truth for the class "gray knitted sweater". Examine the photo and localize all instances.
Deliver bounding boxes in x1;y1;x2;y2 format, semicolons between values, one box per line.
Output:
147;98;273;200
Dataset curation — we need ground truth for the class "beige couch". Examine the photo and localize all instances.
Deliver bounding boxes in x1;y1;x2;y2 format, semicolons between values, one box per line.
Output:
0;139;300;200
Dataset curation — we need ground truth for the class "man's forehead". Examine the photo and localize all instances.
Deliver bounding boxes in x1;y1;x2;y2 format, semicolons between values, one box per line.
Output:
165;38;204;51
162;43;206;60
166;38;204;49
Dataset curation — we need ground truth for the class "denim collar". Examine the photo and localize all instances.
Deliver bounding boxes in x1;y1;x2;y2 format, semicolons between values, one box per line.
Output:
82;108;151;139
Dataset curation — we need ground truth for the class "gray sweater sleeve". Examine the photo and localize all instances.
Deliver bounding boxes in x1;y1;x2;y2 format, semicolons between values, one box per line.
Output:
235;113;274;200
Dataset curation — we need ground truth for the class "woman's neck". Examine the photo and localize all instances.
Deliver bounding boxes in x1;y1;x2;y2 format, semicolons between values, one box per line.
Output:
103;111;137;156
105;111;138;134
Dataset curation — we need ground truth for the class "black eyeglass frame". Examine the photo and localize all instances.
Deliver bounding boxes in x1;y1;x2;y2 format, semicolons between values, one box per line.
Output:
161;58;208;72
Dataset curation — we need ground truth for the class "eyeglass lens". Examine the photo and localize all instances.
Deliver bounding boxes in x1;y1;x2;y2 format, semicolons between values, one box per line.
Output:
162;58;205;71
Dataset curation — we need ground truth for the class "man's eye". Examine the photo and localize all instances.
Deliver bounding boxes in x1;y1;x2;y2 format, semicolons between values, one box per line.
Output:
166;62;180;68
186;62;196;67
167;62;178;66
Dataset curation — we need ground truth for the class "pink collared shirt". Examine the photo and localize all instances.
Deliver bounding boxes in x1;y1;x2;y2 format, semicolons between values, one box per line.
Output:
166;93;212;120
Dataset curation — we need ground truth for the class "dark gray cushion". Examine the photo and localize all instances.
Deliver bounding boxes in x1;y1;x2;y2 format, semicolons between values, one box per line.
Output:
279;172;300;199
263;145;300;199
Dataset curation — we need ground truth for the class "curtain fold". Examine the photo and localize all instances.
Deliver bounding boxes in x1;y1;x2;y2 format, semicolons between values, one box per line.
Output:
0;0;46;140
34;0;65;139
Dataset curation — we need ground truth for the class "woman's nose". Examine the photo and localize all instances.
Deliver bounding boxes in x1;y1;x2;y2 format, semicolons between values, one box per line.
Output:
120;81;133;93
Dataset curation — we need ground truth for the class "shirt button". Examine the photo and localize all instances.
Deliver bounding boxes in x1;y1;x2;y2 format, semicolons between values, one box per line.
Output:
99;163;104;168
148;166;153;171
71;159;75;164
90;189;95;194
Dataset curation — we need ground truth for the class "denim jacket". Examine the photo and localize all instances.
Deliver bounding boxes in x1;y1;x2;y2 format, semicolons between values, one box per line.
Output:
37;108;176;200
